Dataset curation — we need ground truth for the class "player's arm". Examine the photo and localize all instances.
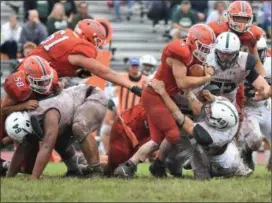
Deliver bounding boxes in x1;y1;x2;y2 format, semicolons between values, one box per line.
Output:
149;79;195;136
245;55;271;101
249;45;265;76
31;109;60;179
1;94;38;116
68;54;142;96
168;57;212;89
6;139;33;177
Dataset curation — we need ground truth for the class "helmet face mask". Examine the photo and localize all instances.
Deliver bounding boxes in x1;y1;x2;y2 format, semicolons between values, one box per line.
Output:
141;64;155;76
215;49;239;71
193;40;214;63
27;71;53;94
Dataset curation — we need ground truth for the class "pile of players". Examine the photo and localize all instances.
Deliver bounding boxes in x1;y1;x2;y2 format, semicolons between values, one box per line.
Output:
0;0;271;180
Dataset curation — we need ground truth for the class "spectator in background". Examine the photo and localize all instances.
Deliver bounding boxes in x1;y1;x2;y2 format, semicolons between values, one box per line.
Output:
19;10;48;50
113;0;135;22
47;3;68;35
69;1;93;29
48;0;77;20
170;0;198;39
23;0;37;21
147;0;169;32
190;0;207;21
262;1;271;39
206;1;227;24
0;15;22;59
23;42;37;57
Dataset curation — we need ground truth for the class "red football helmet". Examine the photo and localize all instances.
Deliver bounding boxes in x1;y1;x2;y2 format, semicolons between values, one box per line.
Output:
74;19;106;47
186;24;216;63
227;1;253;33
24;55;54;94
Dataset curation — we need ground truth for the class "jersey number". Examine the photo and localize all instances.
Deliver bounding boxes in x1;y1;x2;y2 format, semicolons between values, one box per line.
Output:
14;77;24;87
210;81;237;94
40;30;69;51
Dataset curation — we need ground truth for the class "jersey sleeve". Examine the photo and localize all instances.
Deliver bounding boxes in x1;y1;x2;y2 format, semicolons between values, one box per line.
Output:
4;72;31;102
245;54;259;83
168;40;191;62
71;41;97;59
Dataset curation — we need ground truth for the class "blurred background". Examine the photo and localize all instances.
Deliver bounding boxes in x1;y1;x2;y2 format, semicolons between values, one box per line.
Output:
0;0;271;95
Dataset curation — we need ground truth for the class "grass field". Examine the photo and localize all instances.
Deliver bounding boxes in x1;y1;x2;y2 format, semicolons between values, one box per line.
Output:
1;163;271;202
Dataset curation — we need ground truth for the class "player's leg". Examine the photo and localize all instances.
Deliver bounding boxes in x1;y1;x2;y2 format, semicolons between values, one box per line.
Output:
72;95;107;177
211;142;253;177
105;119;133;176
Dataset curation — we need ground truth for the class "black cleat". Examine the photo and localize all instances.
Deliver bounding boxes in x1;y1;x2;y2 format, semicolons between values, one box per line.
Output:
114;160;137;178
241;149;255;171
149;159;167;178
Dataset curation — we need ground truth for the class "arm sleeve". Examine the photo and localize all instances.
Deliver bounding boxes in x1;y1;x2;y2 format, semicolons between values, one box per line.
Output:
193;124;213;146
245;54;259;83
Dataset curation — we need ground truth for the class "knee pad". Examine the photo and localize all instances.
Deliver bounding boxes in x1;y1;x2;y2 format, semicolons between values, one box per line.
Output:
246;132;262;151
100;124;112;137
72;121;89;143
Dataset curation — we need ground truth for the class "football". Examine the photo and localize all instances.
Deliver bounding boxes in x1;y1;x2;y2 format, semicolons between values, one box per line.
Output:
187;64;205;77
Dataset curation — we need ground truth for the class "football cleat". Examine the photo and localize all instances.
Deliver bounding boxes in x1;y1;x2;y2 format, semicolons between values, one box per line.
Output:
113;160;137;179
149;159;167;178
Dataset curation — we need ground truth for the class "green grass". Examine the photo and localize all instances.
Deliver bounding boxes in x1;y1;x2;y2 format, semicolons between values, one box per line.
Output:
1;163;271;202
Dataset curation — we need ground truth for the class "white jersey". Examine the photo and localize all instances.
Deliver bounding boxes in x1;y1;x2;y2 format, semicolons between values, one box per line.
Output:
206;51;257;103
29;84;104;134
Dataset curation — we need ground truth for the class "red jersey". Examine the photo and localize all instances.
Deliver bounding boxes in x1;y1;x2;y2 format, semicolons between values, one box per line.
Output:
120;103;150;146
154;39;195;96
28;29;97;77
267;48;272;57
4;69;58;102
208;22;265;50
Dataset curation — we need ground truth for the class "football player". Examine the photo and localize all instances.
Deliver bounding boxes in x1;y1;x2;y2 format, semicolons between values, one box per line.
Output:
139;24;215;169
26;19;142;96
100;58;148;153
208;0;266;110
239;36;271;170
147;79;252;179
206;32;271;109
139;54;158;77
0;56;60;174
5;84;107;178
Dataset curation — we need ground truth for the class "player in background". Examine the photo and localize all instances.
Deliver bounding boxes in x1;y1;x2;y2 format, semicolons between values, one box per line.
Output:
100;58;148;153
208;0;266;110
137;24;215;171
239;36;271;170
5;84;107;178
139;54;158;77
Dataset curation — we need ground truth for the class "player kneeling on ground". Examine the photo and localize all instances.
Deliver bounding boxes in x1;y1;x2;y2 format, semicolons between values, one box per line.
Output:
5;84;107;179
148;79;252;179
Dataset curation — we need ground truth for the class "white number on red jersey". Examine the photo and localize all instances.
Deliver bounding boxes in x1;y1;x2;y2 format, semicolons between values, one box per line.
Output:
40;30;69;51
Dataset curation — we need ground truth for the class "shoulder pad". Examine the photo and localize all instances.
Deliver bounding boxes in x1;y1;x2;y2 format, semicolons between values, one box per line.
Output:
71;40;97;59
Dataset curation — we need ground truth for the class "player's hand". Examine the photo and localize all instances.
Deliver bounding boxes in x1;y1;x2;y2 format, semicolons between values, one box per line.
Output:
204;65;214;78
24;100;39;110
253;86;271;101
130;86;142;97
149;79;166;95
200;90;216;102
55;81;64;93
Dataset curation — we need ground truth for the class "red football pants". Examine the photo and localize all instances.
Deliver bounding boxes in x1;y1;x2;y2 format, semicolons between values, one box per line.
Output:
142;87;180;145
106;118;138;175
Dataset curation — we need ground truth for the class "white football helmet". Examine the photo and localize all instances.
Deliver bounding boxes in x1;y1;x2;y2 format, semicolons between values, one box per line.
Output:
139;55;157;76
202;99;238;131
5;112;33;143
256;36;267;63
214;32;240;70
